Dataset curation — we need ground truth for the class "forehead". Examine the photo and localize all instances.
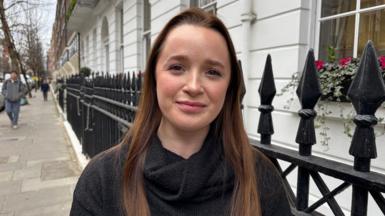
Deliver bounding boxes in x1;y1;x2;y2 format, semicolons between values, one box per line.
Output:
160;24;230;60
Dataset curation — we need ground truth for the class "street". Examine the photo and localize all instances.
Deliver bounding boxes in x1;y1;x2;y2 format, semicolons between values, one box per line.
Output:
0;91;80;216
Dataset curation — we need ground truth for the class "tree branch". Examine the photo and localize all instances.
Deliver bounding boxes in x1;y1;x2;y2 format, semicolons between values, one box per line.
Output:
4;0;28;11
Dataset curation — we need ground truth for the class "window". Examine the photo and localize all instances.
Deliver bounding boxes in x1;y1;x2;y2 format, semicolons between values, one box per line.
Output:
318;0;385;60
142;0;151;69
101;17;109;73
191;0;217;14
93;29;97;67
86;35;89;66
80;41;85;67
116;7;124;73
105;43;110;73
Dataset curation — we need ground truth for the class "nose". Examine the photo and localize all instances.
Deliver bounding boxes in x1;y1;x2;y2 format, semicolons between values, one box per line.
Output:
183;71;203;96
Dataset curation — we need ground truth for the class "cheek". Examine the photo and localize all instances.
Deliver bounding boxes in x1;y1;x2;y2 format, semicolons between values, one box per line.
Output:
208;82;229;108
156;73;180;102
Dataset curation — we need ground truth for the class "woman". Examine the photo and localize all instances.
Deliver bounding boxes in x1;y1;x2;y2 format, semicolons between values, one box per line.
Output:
70;8;291;216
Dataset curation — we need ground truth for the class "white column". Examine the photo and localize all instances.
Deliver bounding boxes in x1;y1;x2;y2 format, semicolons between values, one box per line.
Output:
240;0;256;128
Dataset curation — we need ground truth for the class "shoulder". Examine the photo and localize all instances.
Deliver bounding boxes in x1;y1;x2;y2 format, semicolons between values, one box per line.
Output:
76;144;126;187
255;151;292;215
71;144;127;213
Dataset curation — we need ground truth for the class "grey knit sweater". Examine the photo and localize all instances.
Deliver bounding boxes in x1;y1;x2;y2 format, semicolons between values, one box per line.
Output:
70;134;291;216
1;79;25;102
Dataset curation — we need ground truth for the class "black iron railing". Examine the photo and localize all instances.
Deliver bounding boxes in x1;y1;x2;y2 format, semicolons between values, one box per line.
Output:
64;72;141;157
59;41;385;216
57;79;65;111
252;41;385;216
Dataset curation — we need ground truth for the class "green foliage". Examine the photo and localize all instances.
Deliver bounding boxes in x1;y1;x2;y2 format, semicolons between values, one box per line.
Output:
79;67;91;77
327;46;336;63
278;55;385;150
318;58;360;102
66;0;77;21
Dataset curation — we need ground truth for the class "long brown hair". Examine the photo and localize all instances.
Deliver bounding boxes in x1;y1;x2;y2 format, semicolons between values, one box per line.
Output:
121;8;260;216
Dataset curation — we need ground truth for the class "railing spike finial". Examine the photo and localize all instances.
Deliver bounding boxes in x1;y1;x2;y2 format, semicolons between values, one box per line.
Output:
257;54;276;144
347;40;385;216
295;49;322;152
296;49;322;109
347;40;385;163
295;49;322;211
238;60;246;107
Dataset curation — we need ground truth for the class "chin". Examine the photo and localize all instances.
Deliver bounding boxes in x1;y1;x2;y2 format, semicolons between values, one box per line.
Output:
174;121;210;133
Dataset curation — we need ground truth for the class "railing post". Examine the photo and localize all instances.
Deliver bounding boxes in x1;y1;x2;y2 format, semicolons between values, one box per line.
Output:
347;41;385;216
295;50;322;210
257;55;276;144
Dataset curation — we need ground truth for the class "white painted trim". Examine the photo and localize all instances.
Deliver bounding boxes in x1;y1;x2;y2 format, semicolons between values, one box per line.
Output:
308;0;318;50
240;0;256;131
51;85;89;170
149;0;160;6
314;0;321;59
319;4;385;21
353;0;361;57
63;121;89;170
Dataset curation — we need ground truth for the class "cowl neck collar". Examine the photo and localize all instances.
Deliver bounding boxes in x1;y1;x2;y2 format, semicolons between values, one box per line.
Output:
143;131;234;202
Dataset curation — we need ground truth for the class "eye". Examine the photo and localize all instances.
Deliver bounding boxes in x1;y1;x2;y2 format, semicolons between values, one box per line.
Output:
206;69;222;78
167;64;184;73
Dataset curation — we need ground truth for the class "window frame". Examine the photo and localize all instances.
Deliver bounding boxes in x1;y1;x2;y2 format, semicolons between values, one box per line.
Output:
141;0;151;70
116;6;124;73
315;0;385;59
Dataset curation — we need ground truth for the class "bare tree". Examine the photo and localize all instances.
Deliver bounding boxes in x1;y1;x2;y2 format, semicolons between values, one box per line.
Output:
0;0;31;96
0;0;50;96
20;17;45;77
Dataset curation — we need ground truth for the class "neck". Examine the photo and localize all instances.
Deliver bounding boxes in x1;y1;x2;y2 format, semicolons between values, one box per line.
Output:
157;120;209;159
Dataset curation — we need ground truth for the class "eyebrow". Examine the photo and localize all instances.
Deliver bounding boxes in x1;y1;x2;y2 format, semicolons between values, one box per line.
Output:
165;55;225;69
165;55;188;63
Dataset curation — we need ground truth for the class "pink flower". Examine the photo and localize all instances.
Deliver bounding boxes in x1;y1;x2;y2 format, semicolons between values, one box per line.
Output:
379;56;385;70
315;60;324;71
339;57;352;67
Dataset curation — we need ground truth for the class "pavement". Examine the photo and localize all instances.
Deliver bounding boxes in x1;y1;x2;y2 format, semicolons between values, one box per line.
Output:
0;90;81;216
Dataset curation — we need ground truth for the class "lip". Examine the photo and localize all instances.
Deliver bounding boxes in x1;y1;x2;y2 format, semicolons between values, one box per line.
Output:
176;101;207;113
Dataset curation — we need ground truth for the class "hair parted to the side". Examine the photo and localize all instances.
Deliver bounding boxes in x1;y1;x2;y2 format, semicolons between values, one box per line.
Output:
121;7;261;216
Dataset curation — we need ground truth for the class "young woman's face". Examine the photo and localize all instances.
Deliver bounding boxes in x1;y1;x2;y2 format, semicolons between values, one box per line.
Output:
155;24;231;132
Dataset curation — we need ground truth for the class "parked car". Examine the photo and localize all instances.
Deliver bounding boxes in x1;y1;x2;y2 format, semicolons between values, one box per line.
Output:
20;74;35;89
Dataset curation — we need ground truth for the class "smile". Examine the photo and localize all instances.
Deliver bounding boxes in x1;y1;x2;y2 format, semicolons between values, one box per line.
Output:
176;101;207;113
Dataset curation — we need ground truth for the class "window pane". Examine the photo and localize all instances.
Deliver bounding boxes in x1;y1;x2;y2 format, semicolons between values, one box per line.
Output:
358;9;385;56
321;0;356;17
199;0;216;7
361;0;385;8
143;0;151;31
120;8;124;43
319;15;355;61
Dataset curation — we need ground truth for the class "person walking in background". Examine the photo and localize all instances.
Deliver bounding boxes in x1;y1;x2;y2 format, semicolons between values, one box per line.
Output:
1;71;26;129
32;75;39;92
40;79;50;101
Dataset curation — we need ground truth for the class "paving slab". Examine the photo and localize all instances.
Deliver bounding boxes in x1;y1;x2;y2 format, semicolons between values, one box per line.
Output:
0;163;23;173
0;171;13;183
41;160;78;181
0;180;21;196
16;202;71;216
0;92;81;215
12;164;41;181
3;186;73;213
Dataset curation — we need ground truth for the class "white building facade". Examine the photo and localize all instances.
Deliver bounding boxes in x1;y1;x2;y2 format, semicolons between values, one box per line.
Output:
67;0;385;215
